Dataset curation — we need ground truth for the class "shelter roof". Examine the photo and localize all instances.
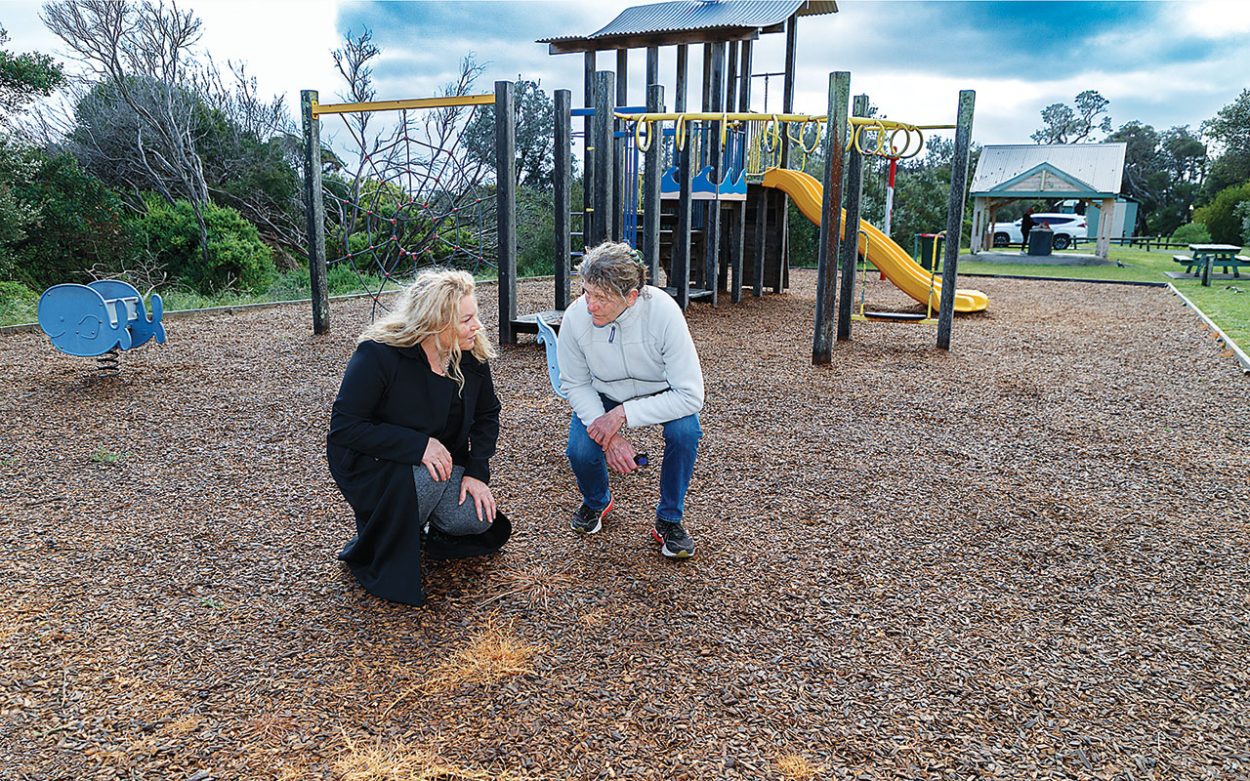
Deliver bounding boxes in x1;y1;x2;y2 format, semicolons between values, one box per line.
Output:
971;143;1126;199
538;0;837;54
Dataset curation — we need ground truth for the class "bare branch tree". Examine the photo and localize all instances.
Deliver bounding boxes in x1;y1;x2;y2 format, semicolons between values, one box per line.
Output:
42;0;211;260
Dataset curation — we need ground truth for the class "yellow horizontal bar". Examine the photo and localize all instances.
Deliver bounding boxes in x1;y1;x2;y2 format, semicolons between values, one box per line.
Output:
850;117;956;131
615;112;827;123
313;94;495;117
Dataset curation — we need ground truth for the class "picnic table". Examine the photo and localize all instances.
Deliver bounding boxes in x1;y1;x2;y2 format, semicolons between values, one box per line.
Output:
1172;243;1248;286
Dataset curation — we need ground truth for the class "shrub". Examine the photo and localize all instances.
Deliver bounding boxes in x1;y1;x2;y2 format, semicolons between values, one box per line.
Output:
1170;222;1211;245
1193;181;1250;245
127;196;276;294
0;280;37;325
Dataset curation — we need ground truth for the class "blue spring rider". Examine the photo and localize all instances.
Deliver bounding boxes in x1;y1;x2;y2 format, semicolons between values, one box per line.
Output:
37;280;166;358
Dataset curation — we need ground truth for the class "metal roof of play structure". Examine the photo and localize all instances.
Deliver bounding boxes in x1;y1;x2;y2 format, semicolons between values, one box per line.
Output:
538;0;838;53
971;143;1127;200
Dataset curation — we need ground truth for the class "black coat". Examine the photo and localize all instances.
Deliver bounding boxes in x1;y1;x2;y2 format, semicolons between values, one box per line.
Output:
327;339;510;606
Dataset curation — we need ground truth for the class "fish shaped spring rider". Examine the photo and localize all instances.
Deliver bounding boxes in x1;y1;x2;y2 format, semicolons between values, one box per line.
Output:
37;280;166;373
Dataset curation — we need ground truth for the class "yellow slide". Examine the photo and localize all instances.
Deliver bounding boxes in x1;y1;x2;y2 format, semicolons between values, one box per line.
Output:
762;168;989;313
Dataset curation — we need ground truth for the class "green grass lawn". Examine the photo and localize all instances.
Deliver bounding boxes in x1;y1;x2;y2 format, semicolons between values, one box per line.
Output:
956;244;1250;351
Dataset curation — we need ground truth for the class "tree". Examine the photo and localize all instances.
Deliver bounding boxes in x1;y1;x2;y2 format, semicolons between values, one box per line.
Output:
1030;90;1112;144
42;0;213;261
0;24;63;117
324;30;495;279
464;76;556;188
1200;88;1250;198
3;149;136;289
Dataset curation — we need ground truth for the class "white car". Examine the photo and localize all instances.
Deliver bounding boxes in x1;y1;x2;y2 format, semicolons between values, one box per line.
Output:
992;213;1087;250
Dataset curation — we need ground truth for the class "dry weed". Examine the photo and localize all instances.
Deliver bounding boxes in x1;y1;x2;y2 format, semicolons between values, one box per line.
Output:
775;753;824;781
382;614;541;716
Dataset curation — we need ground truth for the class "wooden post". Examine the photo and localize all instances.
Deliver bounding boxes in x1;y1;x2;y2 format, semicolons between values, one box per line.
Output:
812;72;850;364
583;52;595;243
936;90;975;350
777;13;799;292
704;41;724;304
300;90;329;335
615;50;628;243
643;84;663;288
675;44;688;112
495;80;517;345
592;71;617;246
836;94;868;344
726;41;739;113
554;89;572;311
739;41;753;112
674;126;693;310
646;46;659;90
753;189;767;297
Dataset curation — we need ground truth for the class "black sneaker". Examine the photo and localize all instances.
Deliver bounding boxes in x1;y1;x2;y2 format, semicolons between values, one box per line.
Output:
571;495;614;535
652;520;695;559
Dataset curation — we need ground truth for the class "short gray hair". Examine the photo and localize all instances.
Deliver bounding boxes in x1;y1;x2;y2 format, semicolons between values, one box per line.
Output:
578;241;649;299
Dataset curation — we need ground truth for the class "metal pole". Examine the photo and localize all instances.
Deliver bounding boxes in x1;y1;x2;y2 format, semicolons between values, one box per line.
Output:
300;90;329;335
643;84;664;288
495;80;517;345
936;89;976;350
554;89;572;311
836;94;868;344
812;72;850;364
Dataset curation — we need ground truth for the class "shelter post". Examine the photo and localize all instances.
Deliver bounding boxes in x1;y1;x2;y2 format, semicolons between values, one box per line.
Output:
836;94;869;343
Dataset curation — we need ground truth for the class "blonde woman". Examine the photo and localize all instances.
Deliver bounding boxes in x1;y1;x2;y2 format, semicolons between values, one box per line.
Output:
327;269;510;606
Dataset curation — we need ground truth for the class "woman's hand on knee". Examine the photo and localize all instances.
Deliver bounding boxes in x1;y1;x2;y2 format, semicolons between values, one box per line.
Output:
459;475;496;522
422;439;453;481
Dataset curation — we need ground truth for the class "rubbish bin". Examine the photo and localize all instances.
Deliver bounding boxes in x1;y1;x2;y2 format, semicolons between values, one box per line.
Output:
1027;225;1053;256
915;233;944;270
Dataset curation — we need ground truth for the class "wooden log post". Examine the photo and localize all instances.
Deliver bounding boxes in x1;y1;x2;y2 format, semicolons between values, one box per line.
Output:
495;80;517;345
836;94;869;343
614;50;628;243
583;52;595;246
936;89;976;351
704;41;724;305
591;71;617;247
300;90;329;335
643;84;663;288
674;121;693;310
812;72;850;364
554;89;572;311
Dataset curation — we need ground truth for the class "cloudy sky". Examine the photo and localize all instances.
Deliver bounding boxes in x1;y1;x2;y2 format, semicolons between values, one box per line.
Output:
3;0;1249;149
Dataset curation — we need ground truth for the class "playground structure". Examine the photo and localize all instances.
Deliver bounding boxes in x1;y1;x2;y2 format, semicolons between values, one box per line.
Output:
298;1;986;361
36;279;166;374
299;86;519;337
494;1;985;362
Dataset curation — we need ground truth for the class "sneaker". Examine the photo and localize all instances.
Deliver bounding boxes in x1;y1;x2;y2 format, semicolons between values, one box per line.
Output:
570;495;614;535
652;520;695;559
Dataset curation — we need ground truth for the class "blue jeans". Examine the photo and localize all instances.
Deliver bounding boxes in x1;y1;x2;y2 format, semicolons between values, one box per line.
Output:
566;396;702;523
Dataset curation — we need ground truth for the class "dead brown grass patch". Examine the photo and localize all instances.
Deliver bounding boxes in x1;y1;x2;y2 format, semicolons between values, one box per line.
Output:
334;731;525;781
775;753;824;781
382;614;541;717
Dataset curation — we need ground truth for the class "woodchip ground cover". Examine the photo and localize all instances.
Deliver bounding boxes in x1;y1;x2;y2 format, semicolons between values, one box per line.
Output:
1;271;1247;779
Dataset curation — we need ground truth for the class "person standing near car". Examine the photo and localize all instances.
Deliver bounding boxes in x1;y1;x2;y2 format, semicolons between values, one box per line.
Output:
1020;207;1035;251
